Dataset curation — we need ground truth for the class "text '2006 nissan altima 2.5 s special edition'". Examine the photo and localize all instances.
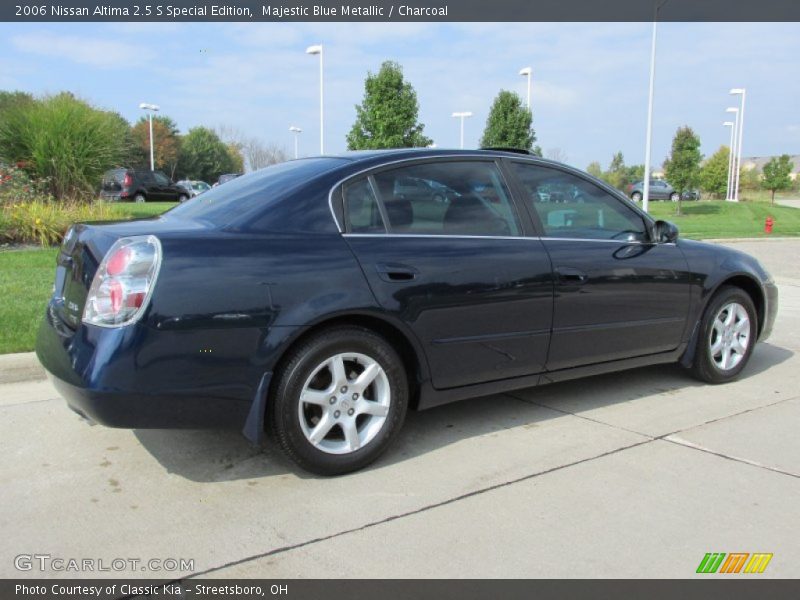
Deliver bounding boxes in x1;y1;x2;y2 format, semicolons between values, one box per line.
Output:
36;149;778;475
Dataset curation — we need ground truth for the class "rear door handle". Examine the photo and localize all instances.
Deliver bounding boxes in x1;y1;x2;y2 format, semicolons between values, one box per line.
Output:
555;267;588;285
376;263;419;282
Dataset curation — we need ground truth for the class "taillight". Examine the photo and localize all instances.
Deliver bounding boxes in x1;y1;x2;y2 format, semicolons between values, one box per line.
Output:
123;173;133;187
83;235;162;327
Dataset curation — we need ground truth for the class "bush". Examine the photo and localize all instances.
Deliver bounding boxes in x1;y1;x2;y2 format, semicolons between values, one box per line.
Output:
0;164;51;206
0;93;130;199
1;200;114;246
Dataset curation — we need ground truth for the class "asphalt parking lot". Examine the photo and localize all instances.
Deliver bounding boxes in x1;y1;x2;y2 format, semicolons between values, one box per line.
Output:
1;238;798;579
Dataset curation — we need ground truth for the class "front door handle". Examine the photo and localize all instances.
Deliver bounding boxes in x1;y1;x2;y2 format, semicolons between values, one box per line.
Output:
555;267;588;285
376;263;419;282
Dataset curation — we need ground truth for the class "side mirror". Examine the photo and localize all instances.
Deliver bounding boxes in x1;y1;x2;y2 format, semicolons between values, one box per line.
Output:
652;220;679;244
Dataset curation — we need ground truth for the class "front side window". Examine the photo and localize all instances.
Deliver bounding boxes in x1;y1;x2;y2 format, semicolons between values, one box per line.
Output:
369;161;520;236
511;162;648;241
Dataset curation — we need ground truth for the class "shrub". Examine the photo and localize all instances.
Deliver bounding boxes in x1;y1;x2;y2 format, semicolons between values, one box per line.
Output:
1;200;114;246
0;93;130;199
0;164;51;206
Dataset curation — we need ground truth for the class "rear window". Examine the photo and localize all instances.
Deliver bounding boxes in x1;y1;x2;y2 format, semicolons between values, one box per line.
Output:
166;158;347;225
103;169;126;184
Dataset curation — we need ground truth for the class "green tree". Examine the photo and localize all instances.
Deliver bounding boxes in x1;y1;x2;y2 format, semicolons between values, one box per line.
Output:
604;151;628;190
586;161;603;179
0;90;33;125
131;115;181;178
0;92;129;198
177;127;236;183
225;142;245;174
699;146;730;199
347;61;431;150
480;90;536;151
761;154;794;204
664;126;702;215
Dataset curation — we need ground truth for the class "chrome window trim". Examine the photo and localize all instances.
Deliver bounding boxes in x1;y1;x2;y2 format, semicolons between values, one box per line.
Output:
327;153;516;234
342;233;675;246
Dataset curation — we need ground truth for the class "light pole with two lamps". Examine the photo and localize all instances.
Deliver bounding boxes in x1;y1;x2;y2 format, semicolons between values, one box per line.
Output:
451;112;472;149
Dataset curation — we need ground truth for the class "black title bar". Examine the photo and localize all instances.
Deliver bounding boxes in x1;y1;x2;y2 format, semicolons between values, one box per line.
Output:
3;0;800;22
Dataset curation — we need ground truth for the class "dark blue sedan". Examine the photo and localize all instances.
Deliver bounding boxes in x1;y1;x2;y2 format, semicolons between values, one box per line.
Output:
37;149;777;475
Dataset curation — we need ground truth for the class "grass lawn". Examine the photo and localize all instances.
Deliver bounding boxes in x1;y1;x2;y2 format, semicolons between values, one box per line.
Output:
106;201;176;220
646;200;800;239
0;248;57;354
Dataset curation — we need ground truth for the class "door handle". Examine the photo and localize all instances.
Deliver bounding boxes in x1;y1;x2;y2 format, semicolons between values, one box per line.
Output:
376;263;419;282
555;267;588;285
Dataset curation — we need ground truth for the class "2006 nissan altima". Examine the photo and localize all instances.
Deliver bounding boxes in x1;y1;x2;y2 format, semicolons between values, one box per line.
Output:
36;149;778;475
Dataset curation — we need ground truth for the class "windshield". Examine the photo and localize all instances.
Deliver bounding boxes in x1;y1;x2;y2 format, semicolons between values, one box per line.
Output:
167;158;348;225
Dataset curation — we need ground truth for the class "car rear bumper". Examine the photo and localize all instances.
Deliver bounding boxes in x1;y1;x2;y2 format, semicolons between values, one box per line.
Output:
35;302;300;431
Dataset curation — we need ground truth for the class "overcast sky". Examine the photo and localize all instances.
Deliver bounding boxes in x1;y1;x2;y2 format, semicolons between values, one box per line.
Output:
1;21;798;170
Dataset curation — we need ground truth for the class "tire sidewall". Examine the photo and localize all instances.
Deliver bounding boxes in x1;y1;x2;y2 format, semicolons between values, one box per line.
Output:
271;327;408;475
694;287;757;383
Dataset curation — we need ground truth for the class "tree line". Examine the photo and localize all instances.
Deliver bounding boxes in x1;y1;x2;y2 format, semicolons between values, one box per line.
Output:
0;91;287;199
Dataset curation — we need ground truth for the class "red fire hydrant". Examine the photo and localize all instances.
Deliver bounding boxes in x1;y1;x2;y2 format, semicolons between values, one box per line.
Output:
765;216;774;234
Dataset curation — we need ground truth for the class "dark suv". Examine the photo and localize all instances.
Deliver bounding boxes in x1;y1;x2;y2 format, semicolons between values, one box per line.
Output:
100;168;189;203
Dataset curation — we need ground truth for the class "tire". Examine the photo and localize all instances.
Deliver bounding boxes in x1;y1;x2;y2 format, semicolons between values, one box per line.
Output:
670;192;680;202
178;194;189;203
691;286;757;384
432;193;445;203
631;191;642;202
268;326;409;476
134;193;146;203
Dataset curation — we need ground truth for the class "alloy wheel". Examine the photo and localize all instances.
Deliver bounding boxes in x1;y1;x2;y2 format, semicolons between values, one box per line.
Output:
709;301;751;371
297;352;391;455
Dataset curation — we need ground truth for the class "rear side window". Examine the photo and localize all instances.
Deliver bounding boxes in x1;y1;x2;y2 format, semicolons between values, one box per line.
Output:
344;178;386;233
357;161;520;236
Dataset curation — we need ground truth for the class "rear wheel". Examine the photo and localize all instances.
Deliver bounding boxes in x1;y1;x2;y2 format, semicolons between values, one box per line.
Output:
268;326;408;475
669;192;680;202
691;286;757;384
134;193;146;203
631;191;642;202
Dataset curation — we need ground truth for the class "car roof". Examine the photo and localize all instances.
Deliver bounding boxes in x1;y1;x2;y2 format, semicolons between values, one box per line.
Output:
315;148;573;173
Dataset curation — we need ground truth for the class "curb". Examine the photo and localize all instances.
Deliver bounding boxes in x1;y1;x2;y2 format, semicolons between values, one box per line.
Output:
704;237;800;243
0;352;45;385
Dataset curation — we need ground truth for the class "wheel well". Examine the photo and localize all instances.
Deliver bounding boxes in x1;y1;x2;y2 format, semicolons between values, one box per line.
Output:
718;275;765;335
270;314;424;409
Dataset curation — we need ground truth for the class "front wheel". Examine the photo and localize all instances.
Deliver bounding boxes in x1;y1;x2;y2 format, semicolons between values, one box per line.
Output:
268;326;408;475
631;191;642;202
670;192;680;202
691;286;757;384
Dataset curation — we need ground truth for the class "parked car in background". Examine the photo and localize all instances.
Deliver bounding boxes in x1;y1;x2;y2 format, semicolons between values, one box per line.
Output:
40;149;776;475
100;168;189;203
627;180;699;202
394;176;457;203
176;180;211;199
214;173;243;187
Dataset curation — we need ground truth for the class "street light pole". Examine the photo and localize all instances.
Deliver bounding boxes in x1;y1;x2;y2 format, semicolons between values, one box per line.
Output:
306;44;324;154
519;67;532;109
138;102;160;171
642;0;669;214
451;112;472;149
723;121;735;200
730;88;746;202
289;126;302;159
725;106;739;201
